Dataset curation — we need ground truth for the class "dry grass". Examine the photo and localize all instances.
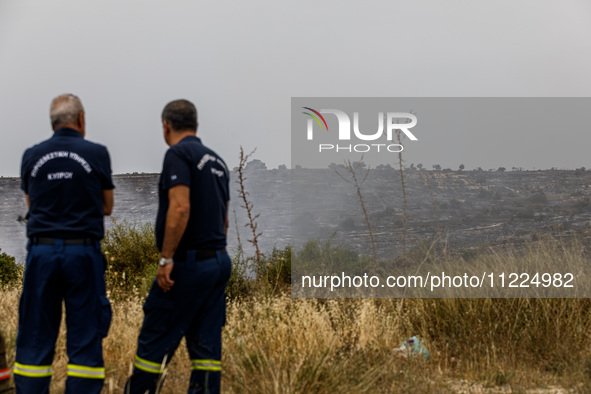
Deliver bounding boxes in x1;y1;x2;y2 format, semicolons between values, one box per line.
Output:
2;294;591;393
2;240;591;393
223;296;591;393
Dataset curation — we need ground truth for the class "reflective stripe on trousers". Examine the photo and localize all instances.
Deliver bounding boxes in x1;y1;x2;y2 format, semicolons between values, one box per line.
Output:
0;368;11;381
12;363;52;378
191;359;221;372
133;355;165;374
66;364;105;379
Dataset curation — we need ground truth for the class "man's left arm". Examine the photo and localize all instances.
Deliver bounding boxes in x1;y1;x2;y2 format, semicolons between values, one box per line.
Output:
157;184;191;292
98;145;115;217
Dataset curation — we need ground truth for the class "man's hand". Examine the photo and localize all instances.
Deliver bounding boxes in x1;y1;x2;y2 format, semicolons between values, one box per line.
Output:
157;262;175;292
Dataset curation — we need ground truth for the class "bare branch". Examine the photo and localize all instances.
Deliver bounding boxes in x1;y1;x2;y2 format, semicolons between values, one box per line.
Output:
236;146;264;277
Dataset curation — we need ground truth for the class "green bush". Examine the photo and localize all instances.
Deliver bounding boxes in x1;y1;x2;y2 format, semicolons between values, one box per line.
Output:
226;246;254;301
100;218;294;300
261;245;292;292
226;244;293;300
102;220;159;297
293;239;367;276
0;248;21;286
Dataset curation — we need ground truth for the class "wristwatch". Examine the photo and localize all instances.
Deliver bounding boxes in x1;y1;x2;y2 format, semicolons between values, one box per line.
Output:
159;257;173;267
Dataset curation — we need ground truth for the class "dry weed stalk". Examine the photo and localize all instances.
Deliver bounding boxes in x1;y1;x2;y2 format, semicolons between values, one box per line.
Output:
420;169;443;241
395;129;409;257
232;208;244;266
335;158;377;264
236;146;263;275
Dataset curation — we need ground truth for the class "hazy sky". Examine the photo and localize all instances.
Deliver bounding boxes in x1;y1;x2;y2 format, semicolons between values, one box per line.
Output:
1;0;591;176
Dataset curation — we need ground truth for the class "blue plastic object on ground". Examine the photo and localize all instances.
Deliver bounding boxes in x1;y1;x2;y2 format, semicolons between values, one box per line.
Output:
404;336;431;361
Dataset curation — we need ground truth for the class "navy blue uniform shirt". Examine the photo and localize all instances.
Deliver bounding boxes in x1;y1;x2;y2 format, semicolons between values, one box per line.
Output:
20;128;114;239
155;136;230;253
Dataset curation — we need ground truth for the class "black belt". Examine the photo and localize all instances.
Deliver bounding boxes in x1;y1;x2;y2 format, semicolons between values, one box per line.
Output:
174;248;227;262
31;237;97;246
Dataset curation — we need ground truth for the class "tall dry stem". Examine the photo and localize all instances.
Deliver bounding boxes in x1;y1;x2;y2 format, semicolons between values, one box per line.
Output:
335;158;377;264
420;169;442;240
232;208;245;266
236;146;263;276
395;129;409;257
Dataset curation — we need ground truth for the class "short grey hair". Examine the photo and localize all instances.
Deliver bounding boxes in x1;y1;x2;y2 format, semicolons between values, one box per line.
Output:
50;94;84;129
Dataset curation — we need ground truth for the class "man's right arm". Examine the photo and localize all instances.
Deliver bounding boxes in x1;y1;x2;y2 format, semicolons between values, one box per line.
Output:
157;184;191;292
102;189;114;216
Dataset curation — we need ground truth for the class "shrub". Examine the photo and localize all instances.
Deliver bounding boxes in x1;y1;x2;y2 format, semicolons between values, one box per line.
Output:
527;191;548;204
0;248;21;286
227;244;293;300
574;196;591;212
261;245;292;292
102;220;159;297
515;208;535;219
398;238;444;266
226;246;254;301
293;239;367;277
339;216;356;230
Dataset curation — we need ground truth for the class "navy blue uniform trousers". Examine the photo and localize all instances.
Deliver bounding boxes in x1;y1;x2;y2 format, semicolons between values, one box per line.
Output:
14;239;111;394
126;250;231;394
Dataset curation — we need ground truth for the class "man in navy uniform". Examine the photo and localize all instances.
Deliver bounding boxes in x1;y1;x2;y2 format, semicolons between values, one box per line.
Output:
126;99;231;394
15;94;114;393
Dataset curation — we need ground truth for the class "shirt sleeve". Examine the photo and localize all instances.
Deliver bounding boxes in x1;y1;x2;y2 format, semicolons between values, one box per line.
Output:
216;157;230;202
161;148;191;190
20;148;32;194
225;169;230;202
